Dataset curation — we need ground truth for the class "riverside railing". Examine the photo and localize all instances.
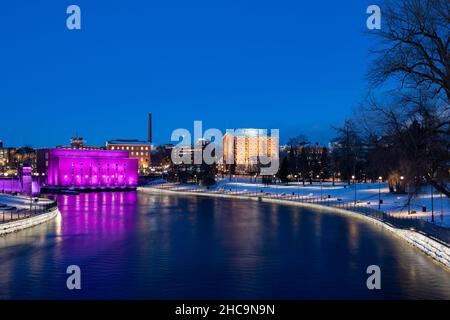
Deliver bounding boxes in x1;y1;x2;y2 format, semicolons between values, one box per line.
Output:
0;198;58;224
148;182;450;246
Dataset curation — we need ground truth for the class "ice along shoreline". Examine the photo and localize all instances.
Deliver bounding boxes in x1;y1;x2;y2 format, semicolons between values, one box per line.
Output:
0;207;60;236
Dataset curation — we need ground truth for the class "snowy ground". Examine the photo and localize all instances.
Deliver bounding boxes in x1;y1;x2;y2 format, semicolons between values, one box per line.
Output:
0;193;54;223
0;194;52;209
214;177;450;227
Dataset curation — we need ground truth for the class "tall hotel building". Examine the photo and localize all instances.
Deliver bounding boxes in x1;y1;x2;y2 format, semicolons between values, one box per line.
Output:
223;129;279;174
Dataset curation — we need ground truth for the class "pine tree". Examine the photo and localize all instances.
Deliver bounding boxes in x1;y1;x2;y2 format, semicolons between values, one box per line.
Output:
277;157;290;183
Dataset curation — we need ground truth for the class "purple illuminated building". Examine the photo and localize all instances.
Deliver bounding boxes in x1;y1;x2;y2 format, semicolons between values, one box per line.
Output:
0;165;40;195
37;149;138;189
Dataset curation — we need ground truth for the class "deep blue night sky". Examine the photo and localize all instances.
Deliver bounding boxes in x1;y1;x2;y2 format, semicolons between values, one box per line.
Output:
1;0;375;148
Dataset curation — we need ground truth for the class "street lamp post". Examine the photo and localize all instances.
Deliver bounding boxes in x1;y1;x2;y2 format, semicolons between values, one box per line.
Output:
352;175;356;205
400;175;410;215
431;184;434;223
317;175;322;200
378;176;382;210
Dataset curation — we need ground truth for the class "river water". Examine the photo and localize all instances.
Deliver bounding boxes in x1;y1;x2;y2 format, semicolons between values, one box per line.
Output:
0;191;449;299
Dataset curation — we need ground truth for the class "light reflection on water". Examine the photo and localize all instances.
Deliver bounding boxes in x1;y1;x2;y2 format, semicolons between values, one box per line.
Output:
0;191;449;299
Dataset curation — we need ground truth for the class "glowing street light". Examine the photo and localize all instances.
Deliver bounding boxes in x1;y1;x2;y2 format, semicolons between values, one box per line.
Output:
317;174;323;200
431;183;434;223
378;176;382;210
352;175;357;205
404;176;411;215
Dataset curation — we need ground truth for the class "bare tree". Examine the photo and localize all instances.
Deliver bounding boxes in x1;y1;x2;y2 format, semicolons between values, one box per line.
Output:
287;134;310;148
369;0;450;102
365;0;450;198
362;91;449;197
331;120;365;184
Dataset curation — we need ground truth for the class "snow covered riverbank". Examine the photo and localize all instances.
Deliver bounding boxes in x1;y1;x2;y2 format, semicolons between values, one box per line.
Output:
0;193;57;226
0;193;59;235
215;178;450;226
0;193;53;209
158;177;450;227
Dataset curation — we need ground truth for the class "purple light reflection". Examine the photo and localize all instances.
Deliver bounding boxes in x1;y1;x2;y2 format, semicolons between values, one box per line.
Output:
56;192;139;254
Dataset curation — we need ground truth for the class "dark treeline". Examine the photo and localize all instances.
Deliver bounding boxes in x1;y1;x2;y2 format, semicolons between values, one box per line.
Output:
277;137;331;185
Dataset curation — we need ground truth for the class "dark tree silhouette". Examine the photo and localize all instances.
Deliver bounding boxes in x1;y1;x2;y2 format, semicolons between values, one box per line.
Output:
369;0;450;103
366;0;450;198
331;120;364;184
277;157;290;183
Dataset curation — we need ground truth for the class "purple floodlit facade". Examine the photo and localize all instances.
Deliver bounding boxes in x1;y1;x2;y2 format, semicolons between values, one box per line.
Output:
0;165;40;195
40;149;138;189
0;179;40;195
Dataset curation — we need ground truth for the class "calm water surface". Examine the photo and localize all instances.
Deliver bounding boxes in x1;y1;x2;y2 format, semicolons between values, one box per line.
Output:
0;191;449;299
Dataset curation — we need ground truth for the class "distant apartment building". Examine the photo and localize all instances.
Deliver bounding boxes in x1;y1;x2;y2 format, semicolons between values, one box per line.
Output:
0;143;36;173
9;147;36;169
0;142;8;169
106;139;151;174
168;139;217;184
223;129;279;174
283;144;329;179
